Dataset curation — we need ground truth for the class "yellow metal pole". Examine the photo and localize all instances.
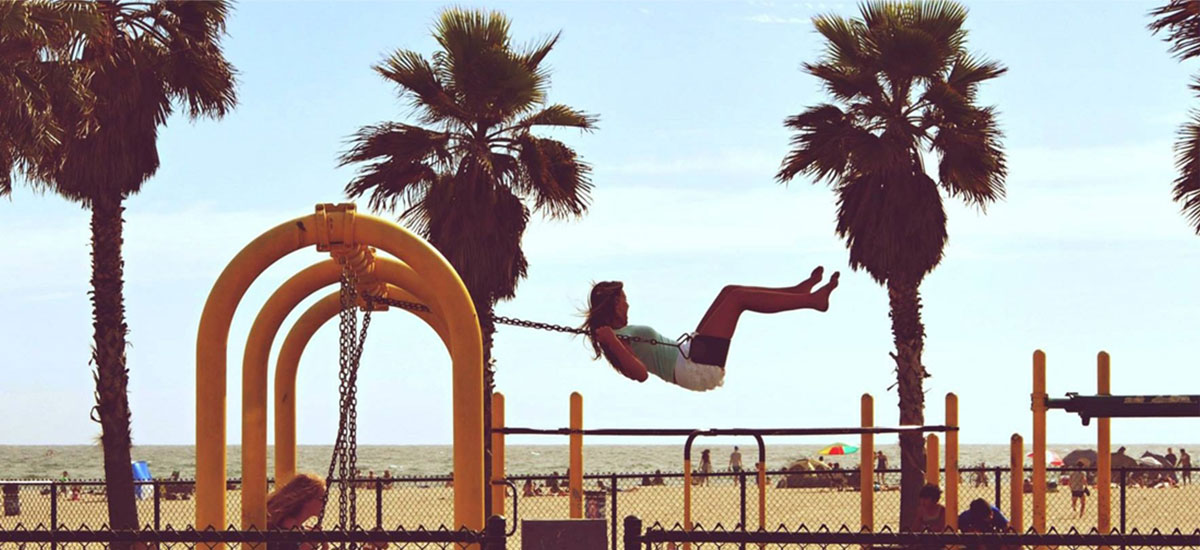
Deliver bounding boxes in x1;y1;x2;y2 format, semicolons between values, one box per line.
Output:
356;212;484;531
1097;352;1111;535
241;260;341;529
274;284;449;484
945;393;959;530
683;456;692;550
1010;434;1024;534
1032;350;1047;536
757;460;766;531
197;213;320;530
860;394;874;532
569;392;583;519
492;393;506;518
925;434;939;486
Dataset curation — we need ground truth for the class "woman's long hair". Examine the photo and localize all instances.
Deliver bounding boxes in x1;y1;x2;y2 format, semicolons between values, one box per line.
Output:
266;473;325;528
582;281;624;360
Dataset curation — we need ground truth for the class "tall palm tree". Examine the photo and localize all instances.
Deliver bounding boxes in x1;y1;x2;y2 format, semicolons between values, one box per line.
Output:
1148;1;1200;232
42;0;237;533
0;0;96;195
342;8;595;514
777;0;1006;525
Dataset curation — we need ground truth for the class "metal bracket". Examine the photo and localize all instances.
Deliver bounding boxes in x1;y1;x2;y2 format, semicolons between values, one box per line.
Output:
314;203;358;253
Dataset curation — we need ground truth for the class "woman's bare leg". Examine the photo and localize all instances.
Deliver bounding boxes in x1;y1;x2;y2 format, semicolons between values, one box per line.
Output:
695;272;839;340
695;267;825;331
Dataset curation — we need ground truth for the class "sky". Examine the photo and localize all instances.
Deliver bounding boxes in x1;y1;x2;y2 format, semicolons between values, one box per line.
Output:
1;1;1198;451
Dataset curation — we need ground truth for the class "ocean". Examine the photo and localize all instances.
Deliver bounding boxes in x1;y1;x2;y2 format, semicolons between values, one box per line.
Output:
1;443;1191;481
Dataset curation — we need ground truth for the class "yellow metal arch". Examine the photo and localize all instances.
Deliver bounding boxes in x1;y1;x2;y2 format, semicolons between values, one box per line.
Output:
273;281;450;486
196;204;483;531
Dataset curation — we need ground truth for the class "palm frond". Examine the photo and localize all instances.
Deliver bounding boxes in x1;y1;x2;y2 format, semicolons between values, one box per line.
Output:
1148;0;1200;61
513;134;593;219
512;104;598;131
778;104;860;183
1172;111;1200;232
804;61;884;102
930;106;1007;207
834;170;948;284
375;49;466;126
341;122;452;214
944;54;1006;101
516;31;561;71
812;14;868;68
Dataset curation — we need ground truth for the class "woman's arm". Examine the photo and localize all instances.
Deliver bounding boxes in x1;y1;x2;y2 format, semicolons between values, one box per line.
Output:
595;327;649;382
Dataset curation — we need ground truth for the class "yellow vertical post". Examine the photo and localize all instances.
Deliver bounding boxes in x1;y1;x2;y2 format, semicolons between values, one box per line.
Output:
757;460;766;532
683;454;693;550
925;434;939;486
945;393;959;530
569;392;583;519
860;394;874;532
1097;352;1111;535
1032;350;1047;536
491;393;506;518
1010;435;1024;534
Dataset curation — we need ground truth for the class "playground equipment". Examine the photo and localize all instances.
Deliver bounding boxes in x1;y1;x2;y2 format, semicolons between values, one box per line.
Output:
492;392;961;535
194;203;484;531
1028;350;1200;535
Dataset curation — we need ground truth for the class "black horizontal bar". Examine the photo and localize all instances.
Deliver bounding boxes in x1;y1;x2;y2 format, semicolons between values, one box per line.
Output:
1045;394;1200;418
0;529;485;543
640;528;1200;546
496;426;957;437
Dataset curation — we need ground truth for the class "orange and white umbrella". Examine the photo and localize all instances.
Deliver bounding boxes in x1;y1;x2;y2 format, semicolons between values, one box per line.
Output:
1027;450;1065;466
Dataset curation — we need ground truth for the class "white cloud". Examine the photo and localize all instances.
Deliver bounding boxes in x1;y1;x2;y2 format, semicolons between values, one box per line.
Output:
744;14;810;24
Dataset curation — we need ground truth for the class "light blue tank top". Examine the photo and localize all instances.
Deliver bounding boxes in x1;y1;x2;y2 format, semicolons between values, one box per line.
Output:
613;325;677;383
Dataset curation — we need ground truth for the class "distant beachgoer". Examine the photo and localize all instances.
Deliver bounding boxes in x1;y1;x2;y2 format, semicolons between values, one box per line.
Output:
582;269;839;391
545;472;561;493
911;483;946;533
1069;461;1088;518
1022;478;1033;494
1166;448;1178;466
445;471;454;488
652;470;665;486
729;447;744;473
266;473;326;550
640;475;652;486
875;452;888;485
59;471;69;495
522;479;542;497
696;449;713;485
1180;449;1192;484
957;498;1009;550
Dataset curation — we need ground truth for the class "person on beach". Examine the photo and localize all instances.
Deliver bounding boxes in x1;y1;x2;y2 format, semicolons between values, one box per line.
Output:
695;449;713;485
583;268;838;391
957;498;1009;550
1181;449;1192;484
522;479;542;497
266;473;326;550
910;483;946;532
729;447;744;473
875;452;888;486
1068;461;1088;518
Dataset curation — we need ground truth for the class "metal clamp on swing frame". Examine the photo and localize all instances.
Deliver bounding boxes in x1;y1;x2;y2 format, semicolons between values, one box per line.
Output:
686;334;730;368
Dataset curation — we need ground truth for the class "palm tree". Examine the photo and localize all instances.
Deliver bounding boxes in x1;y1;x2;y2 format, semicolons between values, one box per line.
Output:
0;0;96;195
342;8;595;514
1148;1;1200;232
777;0;1006;525
42;0;237;534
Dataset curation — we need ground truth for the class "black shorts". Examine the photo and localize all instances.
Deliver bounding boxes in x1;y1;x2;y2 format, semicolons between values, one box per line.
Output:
1071;489;1086;497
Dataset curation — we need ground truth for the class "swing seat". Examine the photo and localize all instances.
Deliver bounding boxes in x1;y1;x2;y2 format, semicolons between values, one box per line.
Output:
688;334;730;367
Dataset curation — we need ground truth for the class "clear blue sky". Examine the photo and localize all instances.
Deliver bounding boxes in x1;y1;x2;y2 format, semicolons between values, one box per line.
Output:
2;1;1197;449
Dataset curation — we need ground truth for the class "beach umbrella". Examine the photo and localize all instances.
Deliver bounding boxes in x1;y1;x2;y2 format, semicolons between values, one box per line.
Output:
818;443;859;455
1027;450;1065;466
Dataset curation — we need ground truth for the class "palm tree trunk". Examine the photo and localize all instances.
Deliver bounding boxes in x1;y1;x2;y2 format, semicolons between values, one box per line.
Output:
887;275;928;530
90;193;138;539
479;302;497;519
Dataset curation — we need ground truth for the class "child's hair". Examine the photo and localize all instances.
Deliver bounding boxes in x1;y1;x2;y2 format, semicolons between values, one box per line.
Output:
266;473;325;527
582;281;625;360
969;498;991;515
918;483;942;502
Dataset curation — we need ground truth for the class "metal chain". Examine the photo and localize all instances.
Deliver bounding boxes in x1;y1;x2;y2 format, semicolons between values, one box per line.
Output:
368;295;686;349
319;268;369;546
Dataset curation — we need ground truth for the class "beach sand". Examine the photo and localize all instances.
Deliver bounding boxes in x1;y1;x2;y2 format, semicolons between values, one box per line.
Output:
3;481;1197;547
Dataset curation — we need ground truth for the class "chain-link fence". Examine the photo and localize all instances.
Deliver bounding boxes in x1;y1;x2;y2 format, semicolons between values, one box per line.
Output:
3;467;1197;549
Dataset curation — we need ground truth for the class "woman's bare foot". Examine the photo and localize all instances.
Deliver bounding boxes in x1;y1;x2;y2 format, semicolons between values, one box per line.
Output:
792;266;824;293
810;272;840;311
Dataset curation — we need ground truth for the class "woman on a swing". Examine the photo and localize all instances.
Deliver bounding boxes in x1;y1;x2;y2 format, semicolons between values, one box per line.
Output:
584;267;838;391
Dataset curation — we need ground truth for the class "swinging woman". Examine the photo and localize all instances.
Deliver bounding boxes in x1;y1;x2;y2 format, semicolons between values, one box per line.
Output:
584;267;838;391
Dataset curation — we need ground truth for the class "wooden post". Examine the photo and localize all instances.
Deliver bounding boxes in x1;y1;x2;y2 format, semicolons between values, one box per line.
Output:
925;434;940;486
1098;352;1112;535
1032;350;1047;536
491;393;505;517
860;394;875;532
946;393;959;530
570;392;583;519
1010;434;1024;534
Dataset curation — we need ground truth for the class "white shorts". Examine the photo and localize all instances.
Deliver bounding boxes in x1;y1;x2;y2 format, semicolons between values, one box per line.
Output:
673;338;725;392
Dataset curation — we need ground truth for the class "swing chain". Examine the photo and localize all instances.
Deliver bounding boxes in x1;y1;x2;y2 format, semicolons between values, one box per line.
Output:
319;267;371;539
367;295;684;349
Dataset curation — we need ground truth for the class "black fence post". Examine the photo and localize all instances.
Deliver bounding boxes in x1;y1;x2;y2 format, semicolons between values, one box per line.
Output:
50;482;58;550
738;471;747;531
375;479;383;529
994;468;1002;508
623;516;643;550
610;474;618;550
484;514;507;550
154;480;162;529
1119;468;1127;534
